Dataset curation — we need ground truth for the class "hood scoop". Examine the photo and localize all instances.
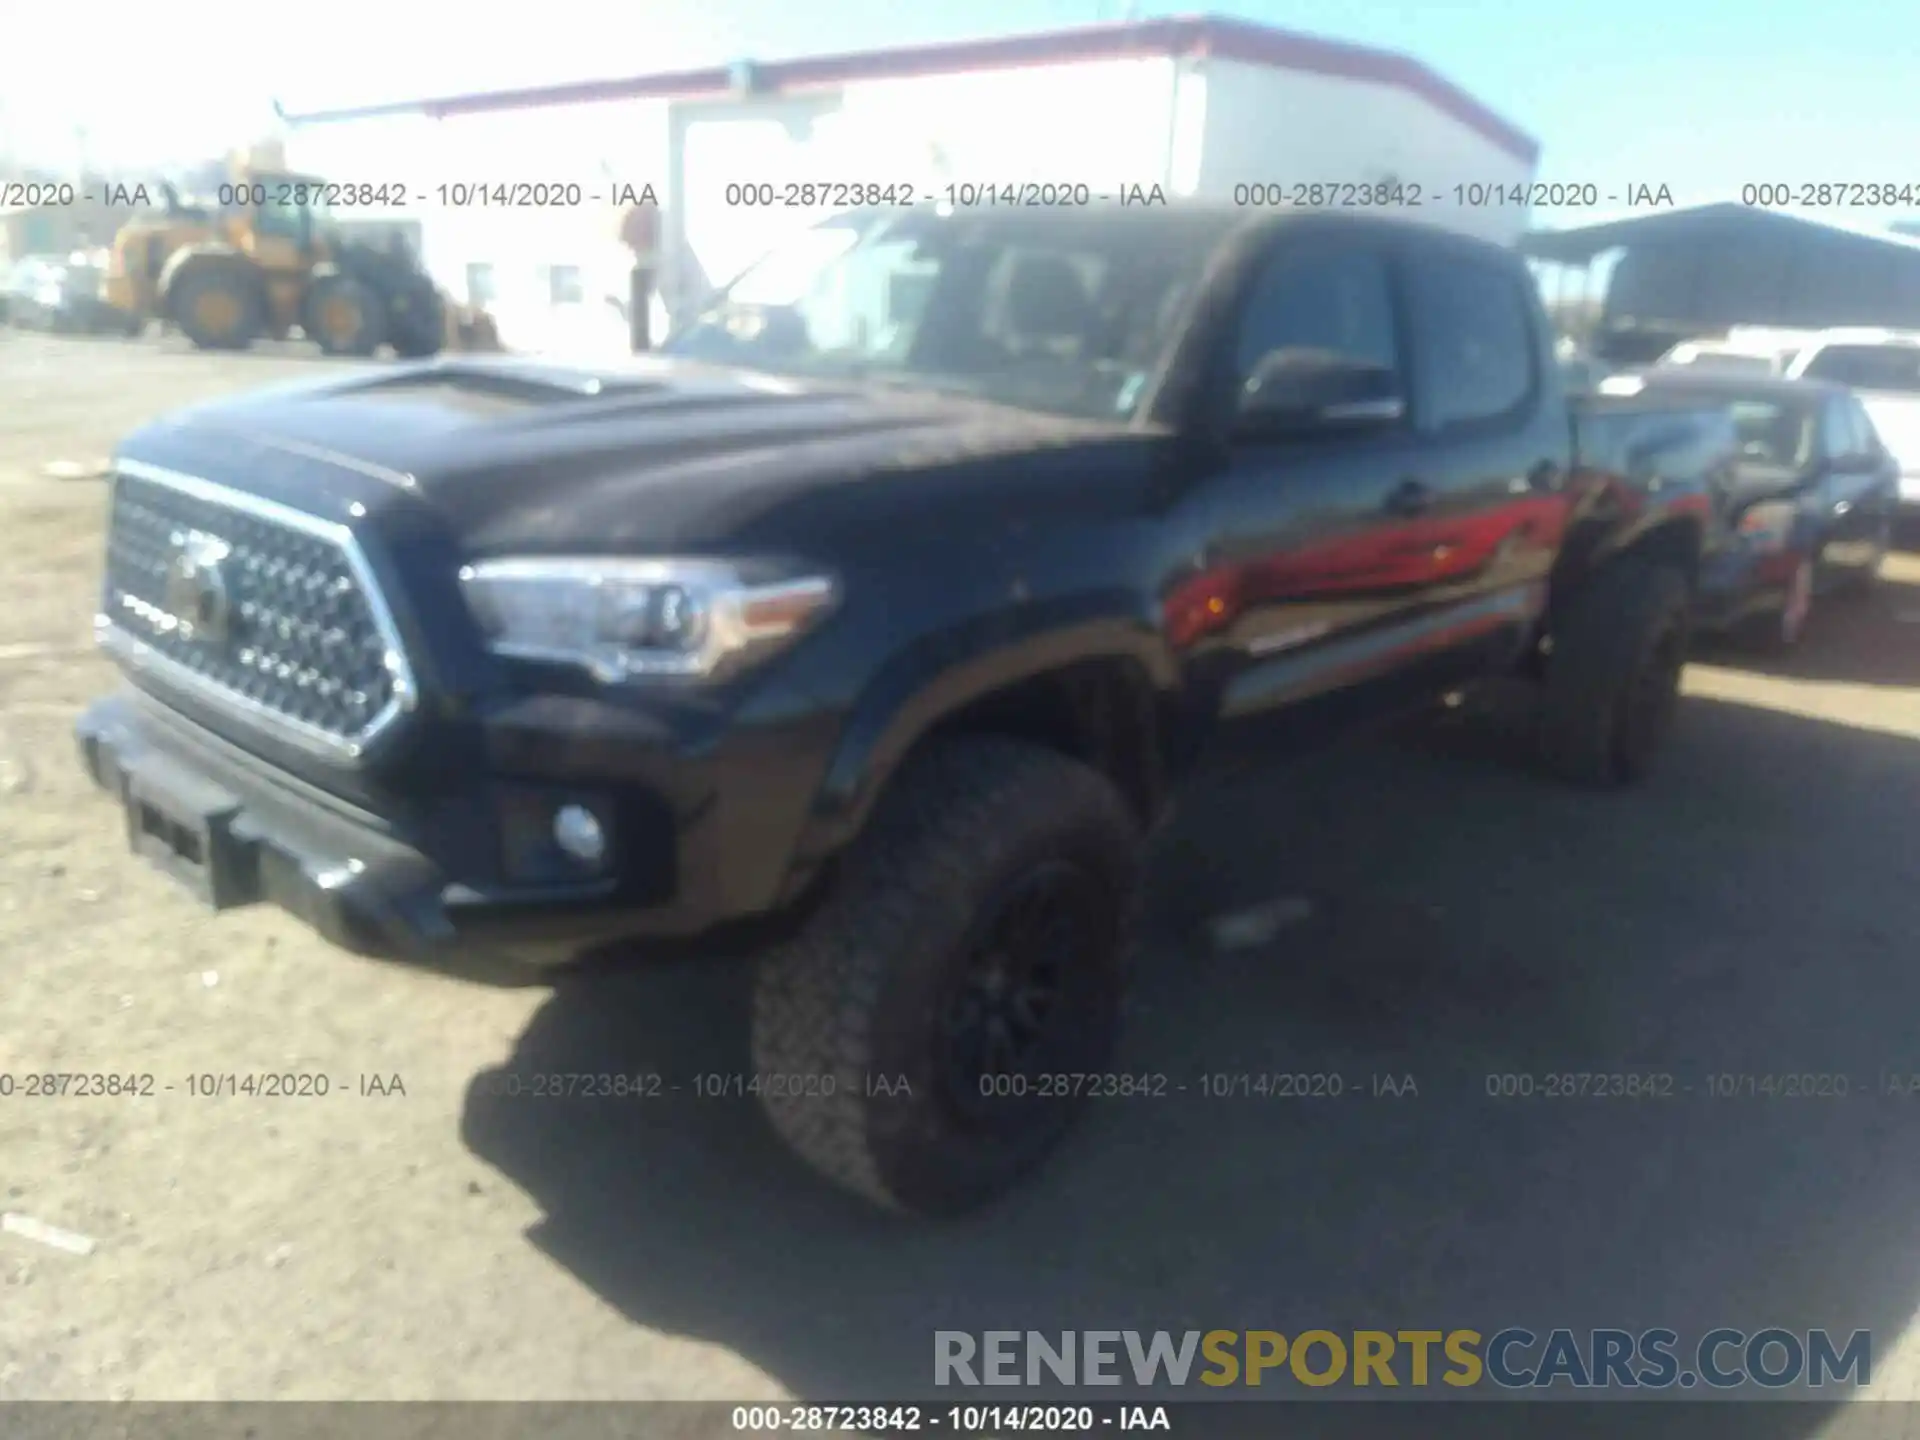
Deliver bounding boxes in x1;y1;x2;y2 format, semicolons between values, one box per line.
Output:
337;360;672;413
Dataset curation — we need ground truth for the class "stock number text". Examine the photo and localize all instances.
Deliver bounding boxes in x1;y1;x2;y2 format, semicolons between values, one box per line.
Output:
219;181;408;208
1742;182;1918;208
725;181;918;208
0;1073;156;1098
1486;1072;1677;1099
1234;181;1425;209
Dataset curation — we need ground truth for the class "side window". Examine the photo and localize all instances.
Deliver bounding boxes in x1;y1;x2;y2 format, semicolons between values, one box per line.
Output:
1402;249;1536;430
1847;398;1880;457
254;195;307;244
1819;398;1853;459
1234;245;1400;395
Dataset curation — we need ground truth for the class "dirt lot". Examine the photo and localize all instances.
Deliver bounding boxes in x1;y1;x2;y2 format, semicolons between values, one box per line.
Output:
3;330;1920;1426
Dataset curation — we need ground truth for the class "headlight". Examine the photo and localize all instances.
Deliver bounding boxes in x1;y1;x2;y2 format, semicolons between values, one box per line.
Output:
458;556;838;683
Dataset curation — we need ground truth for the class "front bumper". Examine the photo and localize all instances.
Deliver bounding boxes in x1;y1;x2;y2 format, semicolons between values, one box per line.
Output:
74;687;827;967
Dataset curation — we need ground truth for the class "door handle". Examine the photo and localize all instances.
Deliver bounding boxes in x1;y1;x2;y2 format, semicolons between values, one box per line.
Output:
1385;478;1433;516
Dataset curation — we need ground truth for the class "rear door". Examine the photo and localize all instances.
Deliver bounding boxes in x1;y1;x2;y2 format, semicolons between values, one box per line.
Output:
1392;240;1570;660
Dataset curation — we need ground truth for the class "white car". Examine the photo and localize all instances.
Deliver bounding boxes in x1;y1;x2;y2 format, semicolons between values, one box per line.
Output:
1784;328;1920;511
1655;336;1795;376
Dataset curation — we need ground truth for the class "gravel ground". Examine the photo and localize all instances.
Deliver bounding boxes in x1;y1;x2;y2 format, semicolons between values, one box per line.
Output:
3;330;1920;1434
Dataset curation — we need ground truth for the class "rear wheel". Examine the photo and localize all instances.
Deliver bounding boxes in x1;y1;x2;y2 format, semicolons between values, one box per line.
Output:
171;267;263;350
751;737;1141;1216
305;276;385;357
1538;559;1692;787
387;289;445;358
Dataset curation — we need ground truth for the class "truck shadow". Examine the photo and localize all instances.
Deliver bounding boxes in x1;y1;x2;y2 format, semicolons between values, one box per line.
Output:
461;694;1918;1430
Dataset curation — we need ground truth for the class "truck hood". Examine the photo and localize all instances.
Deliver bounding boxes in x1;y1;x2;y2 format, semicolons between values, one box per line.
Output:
115;355;1147;552
1860;392;1920;473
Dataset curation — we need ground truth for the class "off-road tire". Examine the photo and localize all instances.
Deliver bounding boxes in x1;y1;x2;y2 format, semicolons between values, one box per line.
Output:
387;288;445;359
305;276;385;357
171;266;264;351
1538;559;1691;787
389;316;443;358
751;737;1142;1216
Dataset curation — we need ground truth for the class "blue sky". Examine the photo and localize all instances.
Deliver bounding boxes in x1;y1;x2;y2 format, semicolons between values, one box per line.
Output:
6;0;1916;229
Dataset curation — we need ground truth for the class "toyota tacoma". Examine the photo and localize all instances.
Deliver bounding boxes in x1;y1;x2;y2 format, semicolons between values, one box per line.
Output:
76;204;1728;1215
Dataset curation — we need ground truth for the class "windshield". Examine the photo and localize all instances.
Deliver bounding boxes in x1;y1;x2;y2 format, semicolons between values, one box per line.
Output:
1798;343;1920;394
1727;399;1816;468
661;208;1223;422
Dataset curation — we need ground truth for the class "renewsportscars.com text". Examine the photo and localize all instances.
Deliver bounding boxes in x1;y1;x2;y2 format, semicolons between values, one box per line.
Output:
934;1328;1871;1390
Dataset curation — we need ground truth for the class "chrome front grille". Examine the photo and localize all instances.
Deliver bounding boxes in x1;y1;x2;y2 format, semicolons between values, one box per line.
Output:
100;461;416;759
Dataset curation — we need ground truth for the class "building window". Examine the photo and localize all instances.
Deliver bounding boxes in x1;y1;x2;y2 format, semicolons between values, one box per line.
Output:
548;265;585;305
466;263;496;307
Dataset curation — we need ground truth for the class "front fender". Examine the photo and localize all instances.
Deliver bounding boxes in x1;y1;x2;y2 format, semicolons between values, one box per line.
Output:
157;242;249;296
794;595;1178;863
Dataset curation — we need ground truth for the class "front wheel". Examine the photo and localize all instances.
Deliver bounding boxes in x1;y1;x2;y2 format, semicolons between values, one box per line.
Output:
171;268;264;350
751;737;1142;1216
305;276;385;357
1538;559;1692;787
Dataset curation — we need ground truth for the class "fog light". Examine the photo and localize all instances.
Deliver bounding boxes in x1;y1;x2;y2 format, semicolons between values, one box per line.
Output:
552;804;606;866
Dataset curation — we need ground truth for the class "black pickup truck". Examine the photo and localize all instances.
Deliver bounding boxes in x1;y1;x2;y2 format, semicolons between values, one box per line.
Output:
76;204;1730;1215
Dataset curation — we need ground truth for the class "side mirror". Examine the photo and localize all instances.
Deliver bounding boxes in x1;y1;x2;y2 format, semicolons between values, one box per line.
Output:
1236;347;1405;437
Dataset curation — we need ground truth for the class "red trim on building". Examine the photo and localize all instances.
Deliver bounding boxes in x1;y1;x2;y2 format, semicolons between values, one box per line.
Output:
281;14;1539;164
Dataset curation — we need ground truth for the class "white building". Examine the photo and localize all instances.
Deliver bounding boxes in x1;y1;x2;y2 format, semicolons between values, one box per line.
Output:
282;16;1539;356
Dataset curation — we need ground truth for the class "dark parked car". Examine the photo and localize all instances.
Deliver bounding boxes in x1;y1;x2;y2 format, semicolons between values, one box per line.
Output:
1610;370;1900;650
76;205;1727;1215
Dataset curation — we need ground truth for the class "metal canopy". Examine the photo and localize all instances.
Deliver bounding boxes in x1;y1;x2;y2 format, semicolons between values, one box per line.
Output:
1523;203;1920;357
1519;202;1920;264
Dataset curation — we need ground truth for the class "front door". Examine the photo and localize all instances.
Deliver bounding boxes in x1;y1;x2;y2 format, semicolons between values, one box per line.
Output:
1184;235;1464;762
